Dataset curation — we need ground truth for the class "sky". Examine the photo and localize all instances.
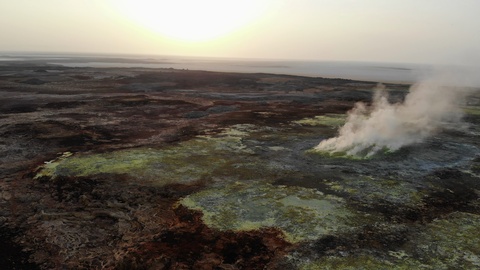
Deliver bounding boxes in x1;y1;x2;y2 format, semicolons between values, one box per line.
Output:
1;0;479;65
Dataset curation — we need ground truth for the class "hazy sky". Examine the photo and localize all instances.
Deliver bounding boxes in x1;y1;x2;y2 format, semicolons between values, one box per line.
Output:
1;0;479;65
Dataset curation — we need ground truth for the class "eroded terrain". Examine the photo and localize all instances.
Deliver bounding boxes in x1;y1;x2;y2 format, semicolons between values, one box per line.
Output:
1;62;479;269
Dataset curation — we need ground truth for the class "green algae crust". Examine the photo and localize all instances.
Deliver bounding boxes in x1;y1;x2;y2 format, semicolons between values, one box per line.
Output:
35;146;229;186
406;211;480;269
34;124;266;185
180;182;382;243
464;106;480;116
293;114;347;127
300;212;480;270
300;254;427;270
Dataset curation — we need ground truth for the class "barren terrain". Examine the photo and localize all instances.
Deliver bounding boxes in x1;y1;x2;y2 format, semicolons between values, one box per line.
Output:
1;62;479;269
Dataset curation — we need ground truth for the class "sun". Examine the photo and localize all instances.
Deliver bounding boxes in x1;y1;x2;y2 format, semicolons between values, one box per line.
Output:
112;0;269;42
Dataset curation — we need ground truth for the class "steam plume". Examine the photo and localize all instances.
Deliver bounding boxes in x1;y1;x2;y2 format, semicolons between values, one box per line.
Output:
315;73;473;157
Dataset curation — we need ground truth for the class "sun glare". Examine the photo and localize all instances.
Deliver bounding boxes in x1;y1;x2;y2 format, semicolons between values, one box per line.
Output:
112;0;269;42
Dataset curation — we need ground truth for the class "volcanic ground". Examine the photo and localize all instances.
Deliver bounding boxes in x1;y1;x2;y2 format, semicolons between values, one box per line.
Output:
1;62;480;269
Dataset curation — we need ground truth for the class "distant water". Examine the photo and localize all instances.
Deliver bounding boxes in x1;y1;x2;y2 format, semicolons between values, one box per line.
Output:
0;52;439;84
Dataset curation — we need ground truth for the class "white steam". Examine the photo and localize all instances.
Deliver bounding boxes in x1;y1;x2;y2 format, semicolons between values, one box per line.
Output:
315;73;474;157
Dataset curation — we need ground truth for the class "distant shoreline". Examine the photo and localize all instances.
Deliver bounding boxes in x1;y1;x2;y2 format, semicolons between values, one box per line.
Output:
0;52;433;84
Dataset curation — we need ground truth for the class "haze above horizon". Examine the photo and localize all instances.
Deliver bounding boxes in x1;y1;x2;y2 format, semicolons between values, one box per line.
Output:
1;0;479;66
